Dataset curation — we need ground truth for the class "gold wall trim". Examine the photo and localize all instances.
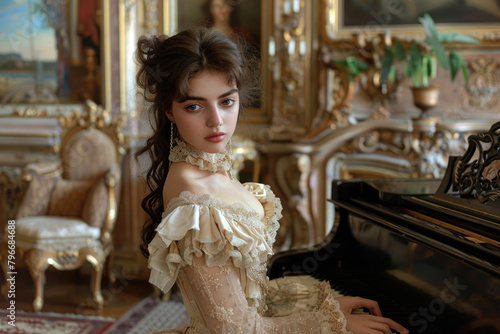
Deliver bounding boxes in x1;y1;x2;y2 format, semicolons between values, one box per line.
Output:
163;0;176;35
103;0;112;110
144;0;159;35
119;0;127;114
0;133;56;138
269;0;311;133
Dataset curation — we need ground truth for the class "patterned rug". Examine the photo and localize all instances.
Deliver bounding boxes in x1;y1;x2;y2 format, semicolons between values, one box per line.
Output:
0;310;114;334
103;291;190;333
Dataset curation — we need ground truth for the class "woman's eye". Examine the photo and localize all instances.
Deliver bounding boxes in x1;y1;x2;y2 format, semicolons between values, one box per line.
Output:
186;104;201;112
221;98;235;106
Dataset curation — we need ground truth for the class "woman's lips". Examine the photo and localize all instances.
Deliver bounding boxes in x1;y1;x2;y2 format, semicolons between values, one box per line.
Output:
205;132;226;143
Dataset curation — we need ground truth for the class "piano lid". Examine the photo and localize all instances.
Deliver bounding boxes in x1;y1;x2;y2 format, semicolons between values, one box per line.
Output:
433;120;500;220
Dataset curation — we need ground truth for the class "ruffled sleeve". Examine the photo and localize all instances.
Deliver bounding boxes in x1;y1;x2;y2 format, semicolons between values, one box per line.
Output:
147;191;275;294
243;182;282;246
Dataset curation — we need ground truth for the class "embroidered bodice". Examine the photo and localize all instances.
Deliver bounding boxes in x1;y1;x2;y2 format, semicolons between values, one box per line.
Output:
147;140;351;333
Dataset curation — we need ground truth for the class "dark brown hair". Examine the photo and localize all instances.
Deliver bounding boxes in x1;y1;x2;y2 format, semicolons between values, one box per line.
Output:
135;26;259;258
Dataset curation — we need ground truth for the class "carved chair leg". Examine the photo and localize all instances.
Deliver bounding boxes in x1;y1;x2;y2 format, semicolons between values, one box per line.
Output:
91;263;104;310
24;250;49;312
31;272;45;312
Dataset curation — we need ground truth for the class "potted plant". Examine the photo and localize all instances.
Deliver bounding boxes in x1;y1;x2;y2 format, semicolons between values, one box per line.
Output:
330;56;370;83
381;14;480;115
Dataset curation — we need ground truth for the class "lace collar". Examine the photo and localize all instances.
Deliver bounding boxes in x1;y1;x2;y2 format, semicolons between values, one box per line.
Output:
169;138;233;177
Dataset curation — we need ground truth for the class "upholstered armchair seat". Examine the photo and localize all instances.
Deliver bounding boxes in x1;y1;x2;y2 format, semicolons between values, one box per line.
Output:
16;217;101;250
1;104;126;312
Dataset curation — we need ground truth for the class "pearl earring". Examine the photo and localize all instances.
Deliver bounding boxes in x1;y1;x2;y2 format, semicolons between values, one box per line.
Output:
228;139;234;180
169;122;175;167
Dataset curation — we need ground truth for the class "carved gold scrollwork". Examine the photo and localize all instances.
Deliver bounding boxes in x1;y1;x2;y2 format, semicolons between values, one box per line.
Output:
306;46;356;139
58;100;128;155
466;58;500;110
12;107;49;117
143;0;159;35
354;130;411;156
315;34;401;137
57;250;80;267
274;153;312;249
271;0;308;135
408;124;448;178
441;130;470;157
232;136;260;182
369;105;391;120
343;121;478;178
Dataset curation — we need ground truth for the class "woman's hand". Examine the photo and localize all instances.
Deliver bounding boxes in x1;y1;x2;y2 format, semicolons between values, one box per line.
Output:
336;296;409;334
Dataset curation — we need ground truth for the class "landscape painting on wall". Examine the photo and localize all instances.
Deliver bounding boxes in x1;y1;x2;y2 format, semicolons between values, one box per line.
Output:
0;0;59;104
342;0;500;28
0;0;101;105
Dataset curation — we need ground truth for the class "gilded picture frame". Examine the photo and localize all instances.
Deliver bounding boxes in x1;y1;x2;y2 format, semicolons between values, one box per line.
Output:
324;0;500;45
0;0;106;109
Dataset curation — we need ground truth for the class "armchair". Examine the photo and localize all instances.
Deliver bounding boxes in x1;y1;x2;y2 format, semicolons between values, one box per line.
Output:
3;102;126;311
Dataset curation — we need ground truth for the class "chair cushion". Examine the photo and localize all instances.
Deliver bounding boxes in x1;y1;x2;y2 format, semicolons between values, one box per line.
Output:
15;216;101;250
82;178;108;227
47;179;93;217
16;173;58;218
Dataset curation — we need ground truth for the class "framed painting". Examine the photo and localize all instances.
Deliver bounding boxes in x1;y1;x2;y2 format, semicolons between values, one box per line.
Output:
165;0;269;122
0;0;103;106
325;0;500;43
176;0;261;51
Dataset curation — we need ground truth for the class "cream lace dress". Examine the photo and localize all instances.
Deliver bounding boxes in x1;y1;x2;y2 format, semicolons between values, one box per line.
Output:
147;141;352;333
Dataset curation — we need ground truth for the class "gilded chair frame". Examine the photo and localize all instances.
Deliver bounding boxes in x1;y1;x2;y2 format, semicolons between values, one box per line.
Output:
1;101;126;312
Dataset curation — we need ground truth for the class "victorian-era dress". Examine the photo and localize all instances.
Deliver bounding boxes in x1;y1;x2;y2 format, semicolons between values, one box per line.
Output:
147;140;352;333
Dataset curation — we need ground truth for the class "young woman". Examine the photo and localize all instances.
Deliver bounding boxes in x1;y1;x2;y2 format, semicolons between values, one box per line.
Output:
136;26;408;334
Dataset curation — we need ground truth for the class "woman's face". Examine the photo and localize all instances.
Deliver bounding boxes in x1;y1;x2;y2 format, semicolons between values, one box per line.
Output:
210;0;232;23
168;70;239;154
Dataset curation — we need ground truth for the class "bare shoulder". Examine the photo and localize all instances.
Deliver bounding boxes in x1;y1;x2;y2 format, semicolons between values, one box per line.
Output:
163;162;202;205
162;161;228;207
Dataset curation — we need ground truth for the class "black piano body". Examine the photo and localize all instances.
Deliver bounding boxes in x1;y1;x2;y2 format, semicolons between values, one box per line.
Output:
268;121;500;334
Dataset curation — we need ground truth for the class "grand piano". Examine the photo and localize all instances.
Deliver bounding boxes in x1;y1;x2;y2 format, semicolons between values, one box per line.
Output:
268;121;500;334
